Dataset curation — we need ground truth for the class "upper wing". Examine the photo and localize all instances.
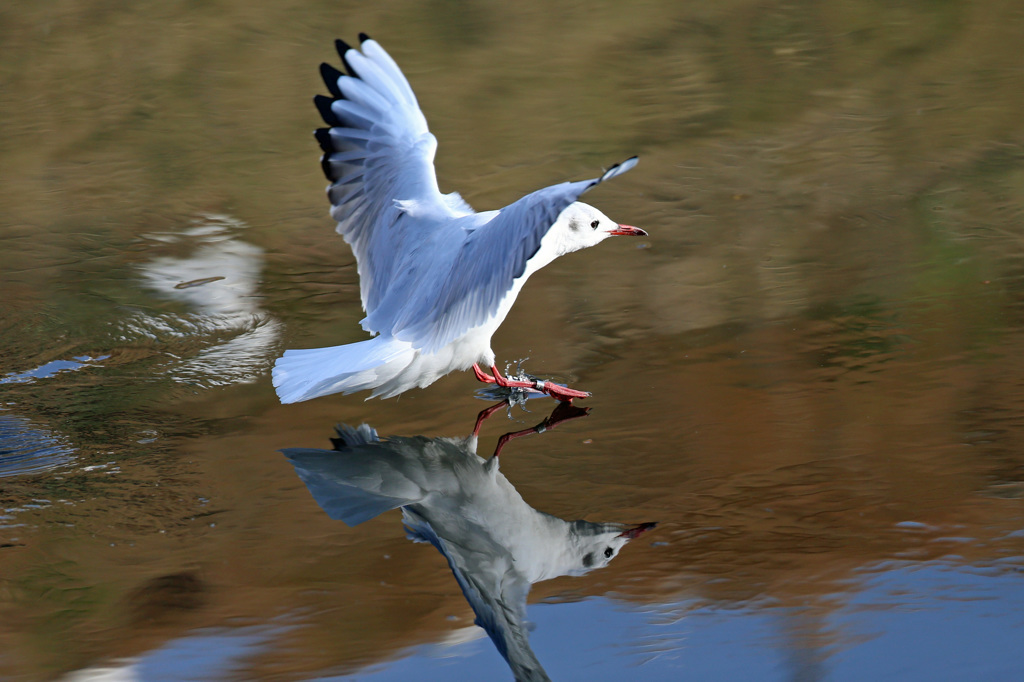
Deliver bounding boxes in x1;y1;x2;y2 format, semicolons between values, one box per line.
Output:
315;35;473;315
369;157;638;354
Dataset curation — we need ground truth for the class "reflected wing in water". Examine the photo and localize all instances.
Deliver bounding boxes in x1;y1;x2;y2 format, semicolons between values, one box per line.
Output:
402;505;548;682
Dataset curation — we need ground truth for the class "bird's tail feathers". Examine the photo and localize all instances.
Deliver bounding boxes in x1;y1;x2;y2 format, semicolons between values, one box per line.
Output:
272;335;413;403
331;423;380;449
283;446;417;526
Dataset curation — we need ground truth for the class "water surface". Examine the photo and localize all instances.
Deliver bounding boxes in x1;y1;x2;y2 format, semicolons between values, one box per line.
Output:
3;1;1024;680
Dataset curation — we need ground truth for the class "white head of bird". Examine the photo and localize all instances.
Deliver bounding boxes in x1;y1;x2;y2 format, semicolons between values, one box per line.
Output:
559;520;657;577
545;201;648;260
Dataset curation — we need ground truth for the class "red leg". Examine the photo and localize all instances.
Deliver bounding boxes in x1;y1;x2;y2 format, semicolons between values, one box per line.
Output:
542;382;591;402
472;401;507;436
492;364;590;402
492;427;538;458
473;362;591;403
472;363;497;384
492;401;590;457
489;365;534;390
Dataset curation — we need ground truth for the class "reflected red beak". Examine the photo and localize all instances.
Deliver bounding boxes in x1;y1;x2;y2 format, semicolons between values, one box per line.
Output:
609;224;648;237
617;522;657;539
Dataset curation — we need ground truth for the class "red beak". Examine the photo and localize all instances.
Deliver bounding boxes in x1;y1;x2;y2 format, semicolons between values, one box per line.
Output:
609;224;648;237
617;522;657;539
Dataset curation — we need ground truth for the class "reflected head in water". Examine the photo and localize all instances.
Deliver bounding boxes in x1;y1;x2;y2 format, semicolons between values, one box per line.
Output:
272;34;645;406
282;401;655;681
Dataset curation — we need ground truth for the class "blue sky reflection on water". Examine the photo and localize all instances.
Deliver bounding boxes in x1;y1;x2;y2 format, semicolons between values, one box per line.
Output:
827;561;1024;681
75;558;1024;680
1;356;110;385
63;626;289;682
345;561;1024;681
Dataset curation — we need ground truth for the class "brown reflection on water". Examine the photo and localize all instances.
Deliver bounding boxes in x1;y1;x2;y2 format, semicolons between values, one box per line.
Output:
2;0;1024;679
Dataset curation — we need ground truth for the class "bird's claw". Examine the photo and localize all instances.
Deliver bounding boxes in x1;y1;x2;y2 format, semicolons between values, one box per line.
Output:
541;382;591;403
473;363;590;403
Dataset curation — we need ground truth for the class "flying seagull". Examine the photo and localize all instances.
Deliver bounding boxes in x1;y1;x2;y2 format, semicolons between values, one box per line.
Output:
272;34;645;404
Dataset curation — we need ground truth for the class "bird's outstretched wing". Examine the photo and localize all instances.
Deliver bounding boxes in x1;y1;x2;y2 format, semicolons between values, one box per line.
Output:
402;508;551;682
366;157;638;354
315;35;473;316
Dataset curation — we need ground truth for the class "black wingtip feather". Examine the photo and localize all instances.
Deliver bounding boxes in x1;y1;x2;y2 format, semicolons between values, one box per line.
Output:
313;128;334;153
313;95;339;126
319;62;345;98
334;38;357;76
358;32;371;43
320;154;336;182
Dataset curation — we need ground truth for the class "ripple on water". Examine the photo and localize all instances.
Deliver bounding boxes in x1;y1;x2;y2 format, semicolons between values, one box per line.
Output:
0;412;75;478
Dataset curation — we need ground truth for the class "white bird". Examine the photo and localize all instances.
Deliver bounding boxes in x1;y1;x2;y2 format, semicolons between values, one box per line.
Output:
272;34;645;404
282;404;654;682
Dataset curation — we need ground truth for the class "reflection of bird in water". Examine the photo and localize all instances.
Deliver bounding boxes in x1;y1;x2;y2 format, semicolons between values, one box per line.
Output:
283;402;654;682
272;34;646;405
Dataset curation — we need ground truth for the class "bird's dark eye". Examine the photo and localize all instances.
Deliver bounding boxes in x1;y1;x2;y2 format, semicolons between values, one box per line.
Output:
590;220;600;229
604;547;614;558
